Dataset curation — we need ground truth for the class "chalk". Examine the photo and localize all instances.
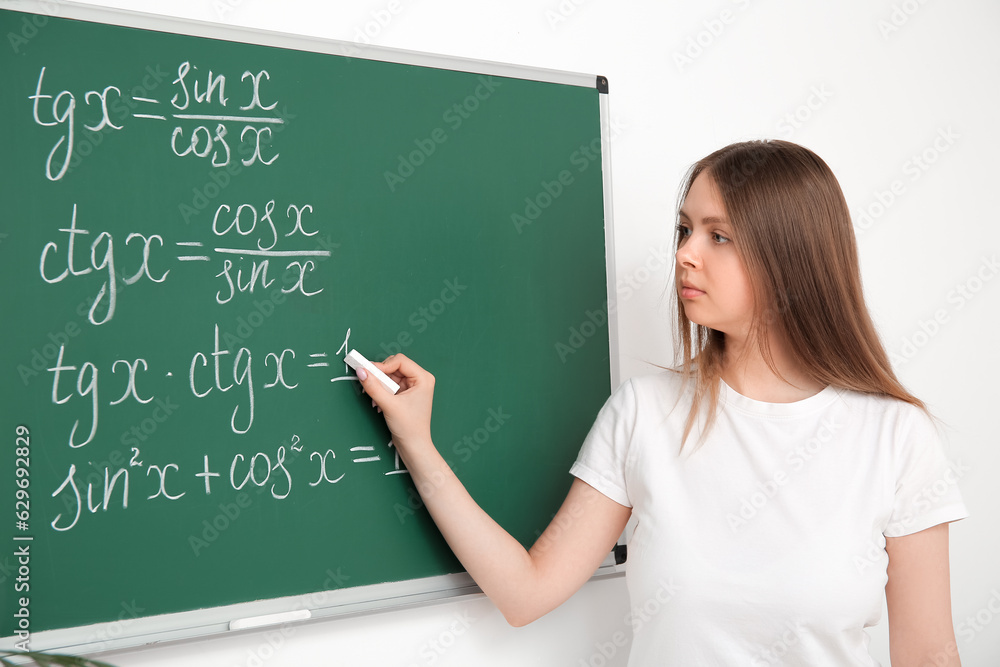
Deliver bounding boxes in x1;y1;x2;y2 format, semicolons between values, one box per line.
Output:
344;349;400;395
229;609;311;631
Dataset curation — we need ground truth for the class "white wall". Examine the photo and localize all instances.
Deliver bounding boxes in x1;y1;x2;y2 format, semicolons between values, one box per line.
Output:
48;0;1000;665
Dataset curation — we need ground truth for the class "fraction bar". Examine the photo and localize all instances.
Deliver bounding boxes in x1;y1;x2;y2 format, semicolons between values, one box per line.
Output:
214;248;331;257
174;114;284;124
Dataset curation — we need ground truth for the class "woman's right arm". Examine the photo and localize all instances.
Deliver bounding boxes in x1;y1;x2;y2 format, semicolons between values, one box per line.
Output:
356;353;631;626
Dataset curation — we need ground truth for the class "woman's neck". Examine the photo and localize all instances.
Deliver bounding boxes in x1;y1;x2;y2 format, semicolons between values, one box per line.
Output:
720;332;826;403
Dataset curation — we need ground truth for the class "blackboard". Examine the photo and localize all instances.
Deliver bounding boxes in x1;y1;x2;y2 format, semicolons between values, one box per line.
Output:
0;2;616;652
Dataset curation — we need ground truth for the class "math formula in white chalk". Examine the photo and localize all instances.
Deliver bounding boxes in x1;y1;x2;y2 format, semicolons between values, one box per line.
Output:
48;324;358;446
38;198;328;325
45;322;411;534
19;59;407;538
30;62;284;181
48;432;409;533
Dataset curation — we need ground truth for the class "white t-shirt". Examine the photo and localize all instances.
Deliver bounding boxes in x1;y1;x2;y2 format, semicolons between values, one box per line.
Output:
570;372;968;666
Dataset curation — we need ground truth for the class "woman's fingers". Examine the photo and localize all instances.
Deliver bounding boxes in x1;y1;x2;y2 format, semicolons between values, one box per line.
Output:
371;353;434;393
353;354;435;456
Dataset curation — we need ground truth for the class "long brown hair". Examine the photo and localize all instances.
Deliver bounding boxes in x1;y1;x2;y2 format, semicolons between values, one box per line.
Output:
673;140;924;449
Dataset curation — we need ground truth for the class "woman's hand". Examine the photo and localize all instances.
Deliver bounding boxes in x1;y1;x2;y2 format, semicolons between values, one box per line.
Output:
355;353;435;457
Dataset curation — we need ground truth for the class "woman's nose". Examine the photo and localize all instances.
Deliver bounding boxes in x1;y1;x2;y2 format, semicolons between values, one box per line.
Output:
675;238;700;268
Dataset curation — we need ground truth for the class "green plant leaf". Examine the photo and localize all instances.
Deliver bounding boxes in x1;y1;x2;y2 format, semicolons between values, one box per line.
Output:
0;652;117;667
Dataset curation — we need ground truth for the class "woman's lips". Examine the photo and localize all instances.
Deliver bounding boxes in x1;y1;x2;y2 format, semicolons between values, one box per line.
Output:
680;284;705;299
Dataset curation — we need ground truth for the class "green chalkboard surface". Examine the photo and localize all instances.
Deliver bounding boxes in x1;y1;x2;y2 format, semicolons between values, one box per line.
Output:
0;5;613;645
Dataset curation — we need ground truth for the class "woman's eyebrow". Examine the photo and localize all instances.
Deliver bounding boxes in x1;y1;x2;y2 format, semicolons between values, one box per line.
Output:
678;209;728;225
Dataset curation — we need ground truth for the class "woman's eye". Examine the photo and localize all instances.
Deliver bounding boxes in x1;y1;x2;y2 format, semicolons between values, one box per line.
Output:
676;224;692;238
712;232;730;244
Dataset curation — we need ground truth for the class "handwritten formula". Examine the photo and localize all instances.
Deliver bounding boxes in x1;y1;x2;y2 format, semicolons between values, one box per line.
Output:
21;60;407;535
31;62;282;181
39;199;327;325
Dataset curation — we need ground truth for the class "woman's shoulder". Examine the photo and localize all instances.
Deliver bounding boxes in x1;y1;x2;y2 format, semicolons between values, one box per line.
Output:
616;368;695;410
832;385;931;417
622;367;687;390
829;386;939;442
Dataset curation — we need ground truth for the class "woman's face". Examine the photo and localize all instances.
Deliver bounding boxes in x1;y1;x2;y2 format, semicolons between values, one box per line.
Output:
675;172;755;339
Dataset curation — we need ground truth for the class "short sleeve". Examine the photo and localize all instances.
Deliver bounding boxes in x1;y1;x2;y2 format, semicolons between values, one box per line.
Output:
884;409;969;537
569;378;636;508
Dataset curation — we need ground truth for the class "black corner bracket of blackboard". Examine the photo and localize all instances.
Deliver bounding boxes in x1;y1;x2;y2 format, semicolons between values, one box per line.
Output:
596;75;609;94
613;543;627;564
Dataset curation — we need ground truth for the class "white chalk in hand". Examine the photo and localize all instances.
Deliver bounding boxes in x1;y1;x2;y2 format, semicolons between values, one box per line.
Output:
344;349;401;395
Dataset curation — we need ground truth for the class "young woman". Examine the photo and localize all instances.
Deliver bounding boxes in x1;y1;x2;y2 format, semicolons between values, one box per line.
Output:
354;140;968;665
